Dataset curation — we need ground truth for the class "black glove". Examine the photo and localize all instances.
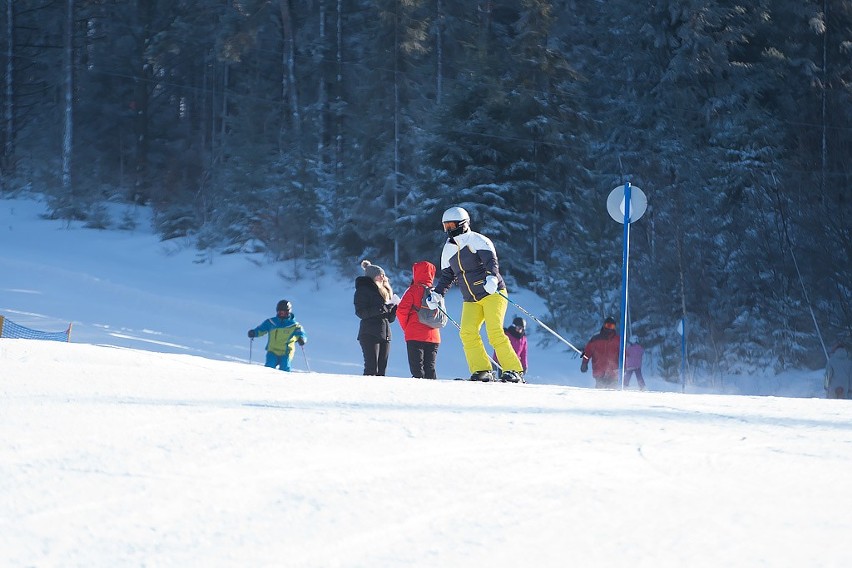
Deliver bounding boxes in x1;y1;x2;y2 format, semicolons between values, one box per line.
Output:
297;337;305;346
580;359;588;373
248;329;257;338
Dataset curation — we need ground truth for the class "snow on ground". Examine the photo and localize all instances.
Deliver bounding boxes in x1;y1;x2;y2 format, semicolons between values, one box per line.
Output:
2;340;851;567
1;195;848;567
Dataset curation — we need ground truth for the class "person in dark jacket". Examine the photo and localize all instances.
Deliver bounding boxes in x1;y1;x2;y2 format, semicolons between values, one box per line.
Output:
355;260;400;376
247;299;307;371
397;261;441;379
581;316;620;388
426;206;524;383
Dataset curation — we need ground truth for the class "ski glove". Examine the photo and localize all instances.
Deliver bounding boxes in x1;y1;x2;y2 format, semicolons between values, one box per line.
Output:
297;337;306;346
248;329;257;338
425;291;443;310
580;359;589;373
483;275;499;295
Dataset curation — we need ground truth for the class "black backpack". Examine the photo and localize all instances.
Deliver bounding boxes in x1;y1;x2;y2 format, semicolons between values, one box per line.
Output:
415;284;448;329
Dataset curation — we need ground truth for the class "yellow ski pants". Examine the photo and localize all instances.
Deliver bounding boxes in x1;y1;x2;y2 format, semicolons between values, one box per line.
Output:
459;292;524;374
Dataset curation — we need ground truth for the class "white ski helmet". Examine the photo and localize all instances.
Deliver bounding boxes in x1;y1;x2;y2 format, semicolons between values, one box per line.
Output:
441;206;471;236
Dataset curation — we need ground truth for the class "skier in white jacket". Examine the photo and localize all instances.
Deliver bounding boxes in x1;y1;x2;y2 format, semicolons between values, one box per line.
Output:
426;206;524;383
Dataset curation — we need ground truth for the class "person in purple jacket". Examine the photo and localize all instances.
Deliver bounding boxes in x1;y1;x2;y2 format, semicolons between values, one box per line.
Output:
624;335;646;390
494;317;528;379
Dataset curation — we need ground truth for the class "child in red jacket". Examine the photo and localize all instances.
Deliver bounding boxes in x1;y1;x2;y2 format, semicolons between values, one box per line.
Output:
397;261;441;379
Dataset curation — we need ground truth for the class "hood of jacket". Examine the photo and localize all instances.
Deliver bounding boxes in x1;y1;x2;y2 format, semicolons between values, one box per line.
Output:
355;275;379;292
275;313;297;326
411;261;436;287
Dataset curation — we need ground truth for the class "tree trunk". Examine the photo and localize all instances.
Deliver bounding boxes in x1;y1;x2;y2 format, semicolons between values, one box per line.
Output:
62;0;74;197
133;0;154;203
2;0;14;180
278;0;301;136
335;0;343;179
435;0;443;105
317;0;327;163
393;3;400;266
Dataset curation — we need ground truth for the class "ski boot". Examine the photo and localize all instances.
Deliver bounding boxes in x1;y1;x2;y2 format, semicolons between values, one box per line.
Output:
469;370;494;382
500;370;525;383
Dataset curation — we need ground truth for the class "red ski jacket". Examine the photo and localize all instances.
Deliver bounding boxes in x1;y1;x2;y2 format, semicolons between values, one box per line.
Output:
583;327;620;380
398;261;441;344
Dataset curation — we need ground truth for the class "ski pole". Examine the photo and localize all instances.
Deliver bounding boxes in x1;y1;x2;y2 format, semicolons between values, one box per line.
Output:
436;303;502;370
497;291;583;355
300;344;312;372
249;337;254;364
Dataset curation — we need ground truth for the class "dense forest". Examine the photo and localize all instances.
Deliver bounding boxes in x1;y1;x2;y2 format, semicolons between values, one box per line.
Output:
1;0;850;379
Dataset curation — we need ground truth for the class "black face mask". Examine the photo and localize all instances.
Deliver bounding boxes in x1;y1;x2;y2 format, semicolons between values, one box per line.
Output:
443;220;467;238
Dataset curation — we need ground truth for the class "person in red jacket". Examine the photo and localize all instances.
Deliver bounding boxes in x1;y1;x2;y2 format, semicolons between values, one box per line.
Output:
397;261;441;379
580;316;620;389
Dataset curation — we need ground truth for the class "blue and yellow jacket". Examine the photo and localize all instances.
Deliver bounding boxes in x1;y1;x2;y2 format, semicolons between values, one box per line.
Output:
251;314;306;356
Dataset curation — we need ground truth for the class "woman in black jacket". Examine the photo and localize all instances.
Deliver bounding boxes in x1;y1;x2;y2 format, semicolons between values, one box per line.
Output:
355;260;400;375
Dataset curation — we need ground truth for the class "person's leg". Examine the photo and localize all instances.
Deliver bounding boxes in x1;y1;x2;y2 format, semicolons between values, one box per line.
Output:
406;340;425;378
459;301;490;374
636;368;646;389
481;293;522;375
423;342;439;379
359;339;379;375
280;349;293;371
377;341;390;376
623;368;633;387
264;352;278;369
595;370;618;389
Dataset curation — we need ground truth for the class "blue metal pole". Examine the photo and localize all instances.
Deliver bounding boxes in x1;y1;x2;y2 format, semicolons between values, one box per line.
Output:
619;182;632;390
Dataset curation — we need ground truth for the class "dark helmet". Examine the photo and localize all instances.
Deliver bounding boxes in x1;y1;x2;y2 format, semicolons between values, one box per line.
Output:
603;316;616;329
512;317;526;330
276;300;292;313
441;206;471;237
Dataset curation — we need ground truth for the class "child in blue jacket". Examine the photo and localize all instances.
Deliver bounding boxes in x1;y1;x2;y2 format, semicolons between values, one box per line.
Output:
248;300;307;371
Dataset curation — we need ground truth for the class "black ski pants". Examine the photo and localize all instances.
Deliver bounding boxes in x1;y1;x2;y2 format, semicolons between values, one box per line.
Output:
406;340;439;380
359;338;390;376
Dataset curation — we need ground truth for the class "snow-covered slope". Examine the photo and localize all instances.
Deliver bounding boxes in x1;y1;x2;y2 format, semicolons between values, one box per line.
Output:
1;338;850;567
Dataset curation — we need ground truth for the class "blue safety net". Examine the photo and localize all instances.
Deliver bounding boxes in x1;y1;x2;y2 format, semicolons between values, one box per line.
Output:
0;316;71;342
